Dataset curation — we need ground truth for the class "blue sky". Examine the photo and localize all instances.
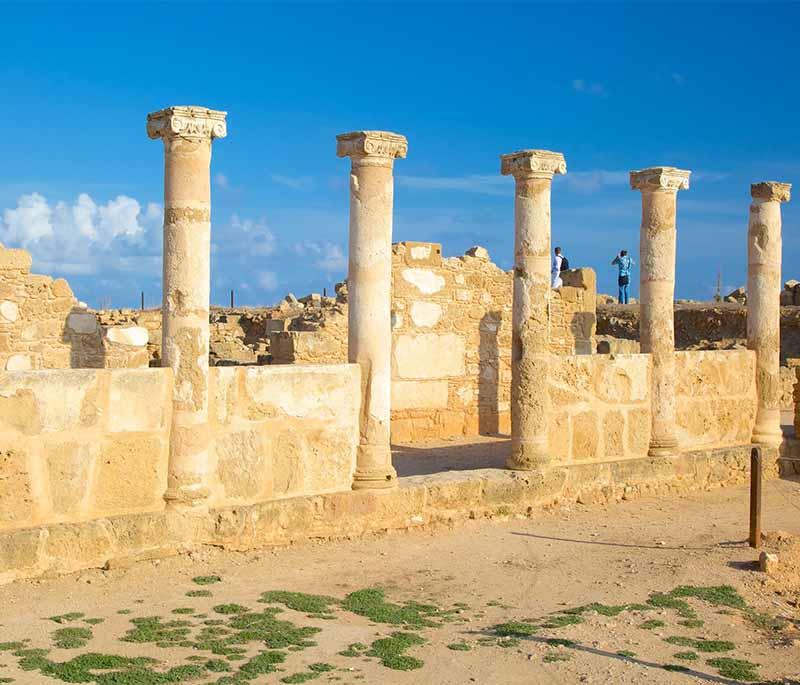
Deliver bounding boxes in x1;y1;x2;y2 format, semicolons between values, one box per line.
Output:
0;1;798;307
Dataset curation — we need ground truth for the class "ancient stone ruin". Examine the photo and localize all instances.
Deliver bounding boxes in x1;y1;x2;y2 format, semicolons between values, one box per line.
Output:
0;108;797;583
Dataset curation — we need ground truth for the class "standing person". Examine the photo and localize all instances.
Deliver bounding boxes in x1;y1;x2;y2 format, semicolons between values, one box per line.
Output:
552;246;568;289
611;249;634;304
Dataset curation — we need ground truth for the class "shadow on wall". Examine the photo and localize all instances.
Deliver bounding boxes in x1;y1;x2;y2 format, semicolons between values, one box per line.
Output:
62;306;107;369
478;311;501;434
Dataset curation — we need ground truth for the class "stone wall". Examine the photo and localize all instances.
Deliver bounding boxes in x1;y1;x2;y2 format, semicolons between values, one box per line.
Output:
675;350;757;449
0;244;149;370
206;364;359;507
548;354;651;463
0;368;173;532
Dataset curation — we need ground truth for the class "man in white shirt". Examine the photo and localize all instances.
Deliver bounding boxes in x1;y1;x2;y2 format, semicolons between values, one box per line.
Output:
552;246;565;289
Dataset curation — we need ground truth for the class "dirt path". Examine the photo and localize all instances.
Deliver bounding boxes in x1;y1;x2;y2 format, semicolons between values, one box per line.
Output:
1;478;798;684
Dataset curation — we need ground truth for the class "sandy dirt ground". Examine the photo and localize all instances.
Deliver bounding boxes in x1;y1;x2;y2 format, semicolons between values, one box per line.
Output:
1;477;799;684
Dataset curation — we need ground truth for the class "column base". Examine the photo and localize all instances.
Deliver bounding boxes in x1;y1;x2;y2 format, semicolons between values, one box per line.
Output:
751;429;783;448
164;482;211;511
507;438;549;471
647;439;679;458
352;468;398;490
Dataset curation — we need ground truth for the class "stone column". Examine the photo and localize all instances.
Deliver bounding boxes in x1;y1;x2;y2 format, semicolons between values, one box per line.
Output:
630;167;690;457
501;150;566;470
147;106;227;508
336;130;407;490
748;181;791;445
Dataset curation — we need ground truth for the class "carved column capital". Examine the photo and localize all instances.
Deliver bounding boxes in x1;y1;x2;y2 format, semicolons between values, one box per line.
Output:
630;167;691;193
336;131;408;167
751;181;791;203
147;106;228;142
500;149;567;180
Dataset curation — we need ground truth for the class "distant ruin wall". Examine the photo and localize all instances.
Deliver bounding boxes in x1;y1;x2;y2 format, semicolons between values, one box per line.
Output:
0;368;173;533
0;244;149;370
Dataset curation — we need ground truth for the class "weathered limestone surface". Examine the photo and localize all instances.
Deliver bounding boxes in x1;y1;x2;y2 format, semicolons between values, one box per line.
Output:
548;354;651;463
747;181;791;446
207;364;359;505
0;244;149;370
337;131;407;489
675;350;757;448
630;166;690;457
0;368;172;532
0;444;778;584
501;149;567;470
148;105;227;508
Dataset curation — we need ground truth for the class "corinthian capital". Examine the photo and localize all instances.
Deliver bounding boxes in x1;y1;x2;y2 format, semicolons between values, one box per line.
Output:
630;167;691;193
500;149;567;180
751;181;791;203
147;106;228;142
336;131;408;162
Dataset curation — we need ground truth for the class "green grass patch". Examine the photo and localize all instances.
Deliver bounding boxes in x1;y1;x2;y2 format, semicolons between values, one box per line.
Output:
260;590;339;616
117;609;132;615
281;673;319;684
496;637;520;648
707;657;760;681
84;618;104;626
639;619;666;630
342;588;442;628
52;627;93;649
677;619;704;629
616;650;636;658
309;663;335;672
186;589;213;598
235;650;286;678
192;575;222;585
48;612;85;624
673;651;698;660
212;604;249;615
366;632;426;670
647;592;696;618
494;621;537;637
545;638;576;647
172;607;195;615
447;641;471;651
670;585;746;610
664;636;735;652
543;652;571;663
338;642;367;657
541;614;584;629
121;616;193;645
563;602;636;617
0;643;26;652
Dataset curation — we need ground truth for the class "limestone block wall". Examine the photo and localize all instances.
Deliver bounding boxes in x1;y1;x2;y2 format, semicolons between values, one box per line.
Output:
389;242;596;442
0;368;172;533
0;244;149;370
547;354;652;463
675;350;757;449
206;364;360;506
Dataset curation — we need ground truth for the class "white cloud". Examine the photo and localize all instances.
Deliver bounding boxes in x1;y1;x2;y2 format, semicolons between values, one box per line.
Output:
572;78;607;97
2;192;54;244
228;213;276;256
215;172;231;190
293;240;348;273
271;174;313;190
257;270;278;290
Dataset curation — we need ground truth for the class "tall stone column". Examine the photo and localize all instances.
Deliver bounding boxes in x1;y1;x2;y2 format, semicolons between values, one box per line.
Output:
336;131;407;490
501;150;566;470
147;106;227;508
748;182;791;446
630;167;690;457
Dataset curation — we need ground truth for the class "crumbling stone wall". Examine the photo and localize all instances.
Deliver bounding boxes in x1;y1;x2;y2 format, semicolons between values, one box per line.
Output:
207;364;359;506
0;368;172;532
675;350;757;449
0;244;149;370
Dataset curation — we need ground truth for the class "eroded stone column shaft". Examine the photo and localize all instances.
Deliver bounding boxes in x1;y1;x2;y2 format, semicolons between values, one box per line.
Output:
337;131;407;490
748;182;791;446
631;167;690;457
147;106;227;508
501;150;566;470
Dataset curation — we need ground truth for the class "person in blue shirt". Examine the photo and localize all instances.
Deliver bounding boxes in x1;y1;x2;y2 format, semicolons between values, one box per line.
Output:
611;250;634;304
